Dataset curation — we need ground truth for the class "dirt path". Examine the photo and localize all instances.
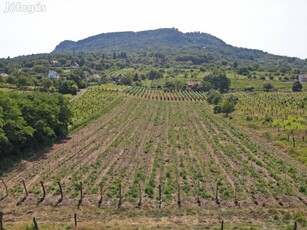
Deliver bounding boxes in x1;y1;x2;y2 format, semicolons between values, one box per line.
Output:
71;88;87;101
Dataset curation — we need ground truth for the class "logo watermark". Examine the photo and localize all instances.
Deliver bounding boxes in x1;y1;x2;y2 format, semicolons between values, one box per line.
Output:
3;1;46;14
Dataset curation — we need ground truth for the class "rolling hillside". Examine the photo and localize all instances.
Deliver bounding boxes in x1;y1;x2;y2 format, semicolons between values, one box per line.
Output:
53;28;298;63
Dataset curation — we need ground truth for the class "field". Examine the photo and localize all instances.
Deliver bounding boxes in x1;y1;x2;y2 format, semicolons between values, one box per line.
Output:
0;86;306;229
233;92;307;164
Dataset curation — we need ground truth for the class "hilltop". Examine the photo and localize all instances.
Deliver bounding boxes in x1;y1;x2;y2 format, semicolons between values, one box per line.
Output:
53;28;297;63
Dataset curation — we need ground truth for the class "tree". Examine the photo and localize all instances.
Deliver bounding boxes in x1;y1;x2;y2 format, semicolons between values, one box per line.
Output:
292;81;303;92
41;78;53;92
16;76;29;89
133;73;139;81
58;80;78;95
207;90;222;105
263;83;273;92
203;72;230;93
33;65;47;74
237;66;250;76
221;100;235;116
148;70;163;80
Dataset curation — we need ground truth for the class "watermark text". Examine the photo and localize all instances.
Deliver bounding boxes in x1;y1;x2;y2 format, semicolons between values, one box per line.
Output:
3;1;46;14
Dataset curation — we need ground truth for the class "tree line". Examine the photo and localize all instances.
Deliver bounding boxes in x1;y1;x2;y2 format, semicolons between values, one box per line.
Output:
0;91;71;159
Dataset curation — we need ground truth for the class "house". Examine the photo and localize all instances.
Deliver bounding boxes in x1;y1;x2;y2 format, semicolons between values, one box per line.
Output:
0;73;8;78
116;74;125;84
187;81;202;91
71;62;80;68
298;75;307;82
87;74;101;82
50;60;59;64
187;81;200;87
83;71;91;78
47;71;60;79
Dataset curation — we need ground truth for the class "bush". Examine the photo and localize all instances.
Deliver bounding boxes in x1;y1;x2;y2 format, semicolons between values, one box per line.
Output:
244;86;254;92
263;83;273;92
207;90;222;105
292;81;303;92
203;72;231;93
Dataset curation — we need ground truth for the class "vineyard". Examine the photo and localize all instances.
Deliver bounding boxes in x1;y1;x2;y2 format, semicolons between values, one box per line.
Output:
0;86;306;229
233;92;307;164
125;87;207;101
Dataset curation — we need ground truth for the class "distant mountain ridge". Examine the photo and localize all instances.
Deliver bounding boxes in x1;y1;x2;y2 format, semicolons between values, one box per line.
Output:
52;28;298;62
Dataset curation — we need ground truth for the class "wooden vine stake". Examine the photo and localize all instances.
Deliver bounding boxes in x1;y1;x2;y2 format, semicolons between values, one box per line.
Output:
98;184;103;207
137;182;142;208
32;217;38;230
234;184;239;206
0;179;8;201
0;211;3;230
215;182;220;205
22;180;28;197
118;182;122;208
196;180;201;207
158;184;162;209
294;221;297;230
37;181;46;204
177;183;181;208
74;213;77;228
220;220;224;230
17;180;28;206
77;182;83;209
56;181;64;206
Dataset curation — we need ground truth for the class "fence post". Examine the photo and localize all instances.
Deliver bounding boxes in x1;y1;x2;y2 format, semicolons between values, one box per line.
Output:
177;183;181;208
55;181;64;207
234;184;239;206
74;213;77;227
17;180;28;205
220;220;224;230
118;182;122;208
22;180;28;197
216;182;220;205
79;182;83;203
0;211;3;230
294;221;297;230
137;182;142;208
1;179;8;197
158;184;162;209
0;179;8;201
77;182;83;209
33;217;38;230
37;181;46;204
197;180;201;207
98;184;103;207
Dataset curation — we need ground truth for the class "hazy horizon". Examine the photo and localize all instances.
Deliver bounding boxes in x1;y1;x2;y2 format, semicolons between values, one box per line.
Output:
1;0;307;59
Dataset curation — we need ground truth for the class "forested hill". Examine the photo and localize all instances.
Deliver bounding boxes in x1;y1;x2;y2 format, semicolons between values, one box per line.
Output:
52;28;298;62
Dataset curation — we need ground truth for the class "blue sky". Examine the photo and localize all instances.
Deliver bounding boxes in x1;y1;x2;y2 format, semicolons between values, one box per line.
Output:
0;0;307;59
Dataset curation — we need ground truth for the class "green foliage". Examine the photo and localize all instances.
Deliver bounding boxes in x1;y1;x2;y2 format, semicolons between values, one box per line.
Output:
292;81;303;92
165;79;186;91
237;66;250;76
0;91;71;157
203;72;231;93
207;90;222;105
263;83;273;91
58;79;78;95
244;86;255;92
221;100;235;116
210;94;237;116
148;69;163;80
